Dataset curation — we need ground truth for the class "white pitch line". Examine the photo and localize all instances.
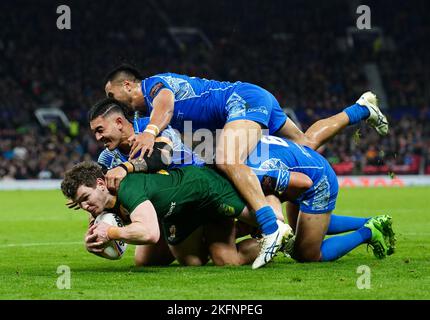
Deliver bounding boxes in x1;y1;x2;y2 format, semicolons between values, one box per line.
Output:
0;241;82;248
1;232;429;249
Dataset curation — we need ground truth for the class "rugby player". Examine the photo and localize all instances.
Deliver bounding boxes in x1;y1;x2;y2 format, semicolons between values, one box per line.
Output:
245;135;396;261
104;64;389;268
61;161;297;267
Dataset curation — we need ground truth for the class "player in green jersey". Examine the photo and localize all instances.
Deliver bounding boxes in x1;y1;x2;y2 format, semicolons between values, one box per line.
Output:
61;161;300;266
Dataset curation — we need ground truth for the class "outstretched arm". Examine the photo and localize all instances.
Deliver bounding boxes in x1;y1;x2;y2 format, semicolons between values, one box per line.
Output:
129;89;175;159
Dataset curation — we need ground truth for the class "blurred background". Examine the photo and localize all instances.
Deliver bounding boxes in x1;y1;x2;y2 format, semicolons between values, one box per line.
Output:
0;0;428;180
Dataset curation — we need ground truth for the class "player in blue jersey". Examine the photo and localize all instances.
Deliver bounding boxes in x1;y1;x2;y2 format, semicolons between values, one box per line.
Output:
245;135;396;262
104;64;389;269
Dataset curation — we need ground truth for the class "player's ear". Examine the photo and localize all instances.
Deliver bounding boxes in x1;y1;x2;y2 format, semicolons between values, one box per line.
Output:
115;115;123;127
123;80;132;93
96;177;107;189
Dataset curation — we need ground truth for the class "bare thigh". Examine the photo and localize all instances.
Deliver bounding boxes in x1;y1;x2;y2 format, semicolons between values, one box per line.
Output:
168;227;209;266
134;236;175;266
204;219;241;266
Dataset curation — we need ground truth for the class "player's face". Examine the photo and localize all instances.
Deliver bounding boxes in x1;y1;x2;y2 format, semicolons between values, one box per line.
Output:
90;115;123;150
105;81;133;107
75;182;108;217
105;81;145;111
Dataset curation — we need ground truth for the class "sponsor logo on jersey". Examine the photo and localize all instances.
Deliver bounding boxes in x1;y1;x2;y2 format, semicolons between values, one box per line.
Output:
149;82;166;98
157;169;169;175
165;202;176;217
168;225;176;242
217;203;236;216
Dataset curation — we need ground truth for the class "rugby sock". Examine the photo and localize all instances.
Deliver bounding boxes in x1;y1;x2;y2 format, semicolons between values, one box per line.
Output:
343;103;370;125
320;227;372;261
327;214;370;235
255;206;278;235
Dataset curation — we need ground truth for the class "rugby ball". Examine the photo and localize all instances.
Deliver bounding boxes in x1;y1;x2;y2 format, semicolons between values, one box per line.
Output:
94;212;127;260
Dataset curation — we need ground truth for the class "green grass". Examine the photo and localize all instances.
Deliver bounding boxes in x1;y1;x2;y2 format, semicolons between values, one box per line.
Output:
0;187;429;299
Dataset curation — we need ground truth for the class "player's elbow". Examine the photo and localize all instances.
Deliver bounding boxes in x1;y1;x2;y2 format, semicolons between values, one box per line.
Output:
301;175;313;190
291;172;313;191
131;222;160;245
143;229;160;244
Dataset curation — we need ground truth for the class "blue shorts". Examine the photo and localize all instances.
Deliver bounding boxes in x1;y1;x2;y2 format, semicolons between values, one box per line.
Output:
224;83;287;134
297;164;339;214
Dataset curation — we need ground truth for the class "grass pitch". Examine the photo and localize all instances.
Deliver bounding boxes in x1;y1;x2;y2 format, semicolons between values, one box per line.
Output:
0;187;429;300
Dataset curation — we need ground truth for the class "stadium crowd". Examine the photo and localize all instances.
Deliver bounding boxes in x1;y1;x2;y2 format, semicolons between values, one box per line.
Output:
0;0;428;179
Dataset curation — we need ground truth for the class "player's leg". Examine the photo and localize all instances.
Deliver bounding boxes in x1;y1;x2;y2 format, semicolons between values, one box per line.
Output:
321;214;395;260
293;211;331;262
134;236;175;266
274;92;388;150
285;200;371;235
216;120;288;269
235;194;284;239
204;219;260;266
204;219;241;266
168;226;209;266
286;201;300;233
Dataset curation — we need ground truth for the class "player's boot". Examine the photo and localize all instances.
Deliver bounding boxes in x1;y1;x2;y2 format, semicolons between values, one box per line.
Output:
364;217;389;259
280;233;296;259
373;214;396;255
356;91;389;136
252;221;293;269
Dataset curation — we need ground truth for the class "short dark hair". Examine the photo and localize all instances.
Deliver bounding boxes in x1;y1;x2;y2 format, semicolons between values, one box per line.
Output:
104;63;142;84
88;98;133;122
61;161;104;200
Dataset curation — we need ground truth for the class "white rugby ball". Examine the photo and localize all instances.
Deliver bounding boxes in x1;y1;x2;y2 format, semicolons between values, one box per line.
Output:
94;212;127;260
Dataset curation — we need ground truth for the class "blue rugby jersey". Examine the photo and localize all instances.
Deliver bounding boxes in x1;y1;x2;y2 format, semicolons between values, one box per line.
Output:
142;73;240;132
98;116;205;169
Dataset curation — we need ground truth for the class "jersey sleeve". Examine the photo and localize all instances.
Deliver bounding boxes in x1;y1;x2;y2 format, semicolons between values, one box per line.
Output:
98;149;115;169
133;116;150;134
252;168;291;194
117;175;150;214
142;75;175;104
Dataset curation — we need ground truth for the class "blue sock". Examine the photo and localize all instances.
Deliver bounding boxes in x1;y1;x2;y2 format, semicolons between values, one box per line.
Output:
343;103;370;125
255;206;278;235
320;226;372;261
327;215;370;235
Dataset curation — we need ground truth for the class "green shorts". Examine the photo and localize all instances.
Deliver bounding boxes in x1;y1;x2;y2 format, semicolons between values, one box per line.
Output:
161;166;246;245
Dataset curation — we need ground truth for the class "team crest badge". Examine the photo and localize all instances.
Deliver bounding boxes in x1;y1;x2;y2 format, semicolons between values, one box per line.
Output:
168;225;176;241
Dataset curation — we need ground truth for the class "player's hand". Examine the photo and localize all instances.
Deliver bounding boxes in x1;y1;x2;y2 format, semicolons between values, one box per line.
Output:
105;166;127;193
93;221;112;244
84;225;104;253
128;132;155;160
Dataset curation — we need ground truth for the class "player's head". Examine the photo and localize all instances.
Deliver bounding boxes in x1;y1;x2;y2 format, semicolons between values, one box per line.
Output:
61;161;111;217
104;64;145;110
88;98;133;151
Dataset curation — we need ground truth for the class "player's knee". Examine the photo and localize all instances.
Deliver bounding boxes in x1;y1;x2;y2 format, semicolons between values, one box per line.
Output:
297;174;313;190
210;248;240;266
293;246;321;263
177;255;208;266
134;254;156;267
